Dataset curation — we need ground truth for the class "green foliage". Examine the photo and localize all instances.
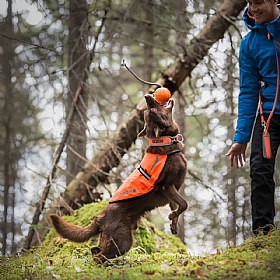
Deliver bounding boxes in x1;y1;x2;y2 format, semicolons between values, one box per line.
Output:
1;202;280;279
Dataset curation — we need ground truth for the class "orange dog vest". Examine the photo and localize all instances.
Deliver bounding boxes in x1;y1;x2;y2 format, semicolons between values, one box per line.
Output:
109;153;167;203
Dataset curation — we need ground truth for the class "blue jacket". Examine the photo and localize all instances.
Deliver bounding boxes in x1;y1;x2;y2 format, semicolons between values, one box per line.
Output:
233;6;280;143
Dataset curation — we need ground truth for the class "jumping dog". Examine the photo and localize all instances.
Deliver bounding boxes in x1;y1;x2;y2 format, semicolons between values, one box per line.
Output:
50;94;188;263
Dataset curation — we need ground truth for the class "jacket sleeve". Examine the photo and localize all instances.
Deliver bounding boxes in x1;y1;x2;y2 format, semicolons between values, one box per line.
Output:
233;36;260;143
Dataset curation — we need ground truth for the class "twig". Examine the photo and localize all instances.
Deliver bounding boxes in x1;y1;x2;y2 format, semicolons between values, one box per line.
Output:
121;60;163;88
188;169;226;202
0;33;61;54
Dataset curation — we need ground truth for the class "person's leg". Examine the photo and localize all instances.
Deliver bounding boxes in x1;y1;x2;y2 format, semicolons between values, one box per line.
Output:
250;114;280;235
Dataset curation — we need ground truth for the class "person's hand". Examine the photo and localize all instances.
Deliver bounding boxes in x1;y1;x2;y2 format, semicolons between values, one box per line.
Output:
225;142;248;168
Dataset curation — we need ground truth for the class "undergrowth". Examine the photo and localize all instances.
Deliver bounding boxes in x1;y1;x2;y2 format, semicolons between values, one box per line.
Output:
0;201;279;279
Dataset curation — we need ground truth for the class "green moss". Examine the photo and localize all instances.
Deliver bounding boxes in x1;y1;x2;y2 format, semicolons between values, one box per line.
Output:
133;222;157;253
1;202;280;280
133;218;185;254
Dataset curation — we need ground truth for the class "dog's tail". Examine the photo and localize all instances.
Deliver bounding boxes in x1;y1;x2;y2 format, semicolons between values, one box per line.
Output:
49;214;99;243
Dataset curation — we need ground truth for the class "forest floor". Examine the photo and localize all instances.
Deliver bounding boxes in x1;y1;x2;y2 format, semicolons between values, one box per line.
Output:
0;201;280;279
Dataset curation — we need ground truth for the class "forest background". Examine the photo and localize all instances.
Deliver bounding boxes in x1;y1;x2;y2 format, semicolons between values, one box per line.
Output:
0;0;279;258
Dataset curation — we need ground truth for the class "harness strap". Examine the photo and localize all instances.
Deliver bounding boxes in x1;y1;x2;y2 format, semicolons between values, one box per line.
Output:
259;38;280;159
259;39;280;131
138;166;151;180
148;134;184;147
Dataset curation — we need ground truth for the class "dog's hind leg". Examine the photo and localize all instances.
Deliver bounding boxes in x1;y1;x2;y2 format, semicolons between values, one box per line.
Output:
93;238;133;264
90;246;101;255
92;228;133;264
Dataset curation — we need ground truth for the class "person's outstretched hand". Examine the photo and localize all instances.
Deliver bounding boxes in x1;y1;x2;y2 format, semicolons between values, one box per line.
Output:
225;142;248;168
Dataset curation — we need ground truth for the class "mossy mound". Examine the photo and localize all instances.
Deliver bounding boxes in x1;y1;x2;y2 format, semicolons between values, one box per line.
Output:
1;236;280;280
1;201;280;280
42;200;186;264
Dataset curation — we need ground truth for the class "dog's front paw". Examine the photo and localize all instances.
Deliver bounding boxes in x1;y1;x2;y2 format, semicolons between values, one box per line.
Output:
168;211;177;220
170;224;177;234
170;225;177;234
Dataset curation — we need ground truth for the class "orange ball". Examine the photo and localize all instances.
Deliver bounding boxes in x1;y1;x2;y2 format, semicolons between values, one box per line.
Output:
154;87;171;103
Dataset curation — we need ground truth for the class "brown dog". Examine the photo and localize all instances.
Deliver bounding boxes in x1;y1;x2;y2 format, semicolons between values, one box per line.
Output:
50;94;187;264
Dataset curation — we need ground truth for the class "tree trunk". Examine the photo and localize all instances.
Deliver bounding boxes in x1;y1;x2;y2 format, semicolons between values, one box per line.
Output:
29;0;247;247
175;92;188;242
66;0;89;185
225;32;238;246
173;0;188;243
1;0;16;256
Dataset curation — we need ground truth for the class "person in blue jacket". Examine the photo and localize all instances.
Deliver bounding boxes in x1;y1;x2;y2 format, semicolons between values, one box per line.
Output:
226;0;280;235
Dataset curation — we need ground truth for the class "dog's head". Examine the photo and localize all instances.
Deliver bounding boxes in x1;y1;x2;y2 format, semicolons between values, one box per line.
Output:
138;94;179;138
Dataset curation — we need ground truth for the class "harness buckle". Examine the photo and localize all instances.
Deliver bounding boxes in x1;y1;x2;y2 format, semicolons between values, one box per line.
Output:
171;134;184;143
177;134;184;143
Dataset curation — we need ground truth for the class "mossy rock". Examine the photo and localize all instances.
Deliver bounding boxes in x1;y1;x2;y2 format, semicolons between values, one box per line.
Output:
42;200;186;263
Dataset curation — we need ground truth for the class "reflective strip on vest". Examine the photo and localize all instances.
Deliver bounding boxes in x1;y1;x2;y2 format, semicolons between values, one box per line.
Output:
109;153;167;203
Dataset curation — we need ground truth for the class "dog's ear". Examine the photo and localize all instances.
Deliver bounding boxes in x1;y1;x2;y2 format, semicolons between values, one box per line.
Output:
138;110;148;137
138;126;146;137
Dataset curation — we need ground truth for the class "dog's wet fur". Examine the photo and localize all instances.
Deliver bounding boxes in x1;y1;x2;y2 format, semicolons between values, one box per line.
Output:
50;94;187;264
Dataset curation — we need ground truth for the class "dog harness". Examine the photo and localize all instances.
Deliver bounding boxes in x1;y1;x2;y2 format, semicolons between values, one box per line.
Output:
109;153;167;203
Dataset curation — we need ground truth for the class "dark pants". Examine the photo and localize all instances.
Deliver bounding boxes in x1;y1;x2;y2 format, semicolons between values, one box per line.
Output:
250;113;280;234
